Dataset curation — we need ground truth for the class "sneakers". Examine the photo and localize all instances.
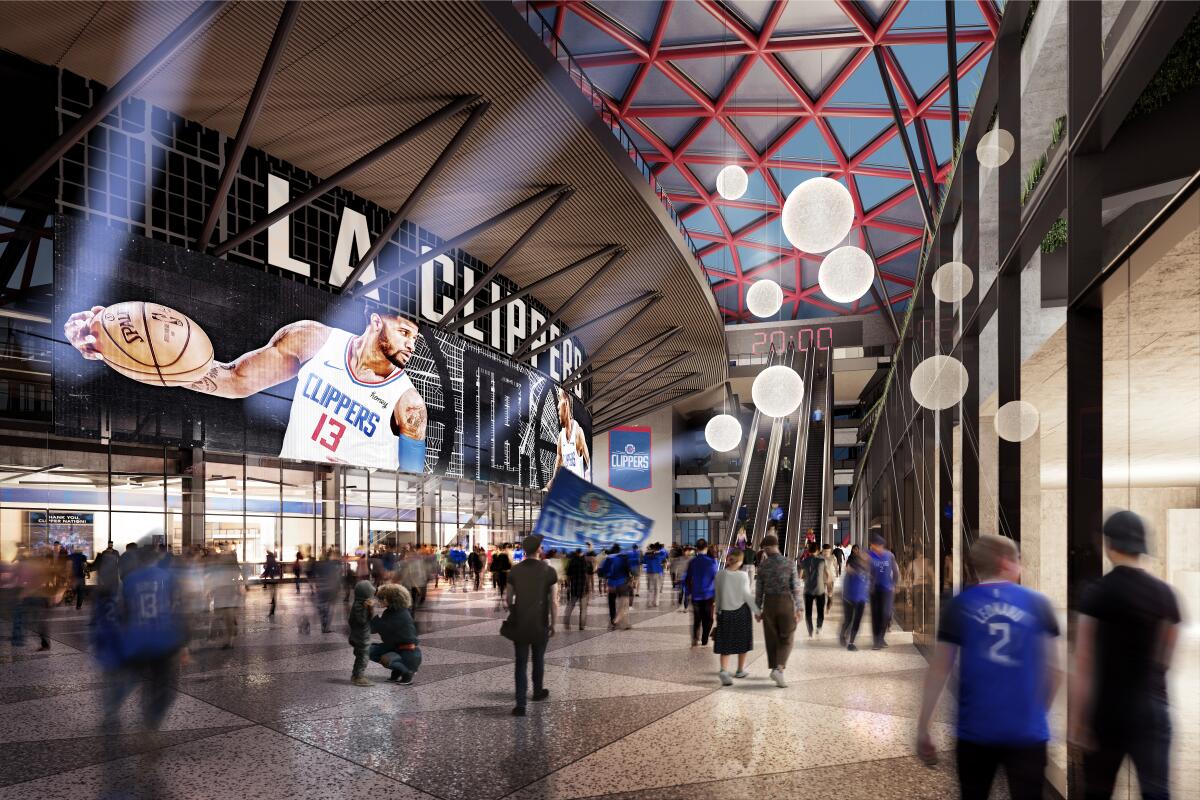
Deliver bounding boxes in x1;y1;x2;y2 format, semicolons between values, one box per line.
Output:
770;668;788;688
532;689;550;701
847;643;858;652
398;673;414;685
351;675;371;687
718;670;734;686
733;670;749;679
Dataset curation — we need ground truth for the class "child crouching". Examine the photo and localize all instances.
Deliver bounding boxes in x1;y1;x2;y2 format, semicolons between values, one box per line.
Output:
370;583;421;684
349;580;375;686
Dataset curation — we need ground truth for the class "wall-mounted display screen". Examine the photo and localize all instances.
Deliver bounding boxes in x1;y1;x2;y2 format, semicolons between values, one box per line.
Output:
53;217;589;490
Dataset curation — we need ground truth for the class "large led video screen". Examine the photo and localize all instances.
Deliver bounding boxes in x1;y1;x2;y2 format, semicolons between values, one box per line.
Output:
53;217;590;489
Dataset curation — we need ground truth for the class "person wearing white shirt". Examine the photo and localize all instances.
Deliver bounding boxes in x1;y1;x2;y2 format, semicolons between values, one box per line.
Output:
712;549;760;686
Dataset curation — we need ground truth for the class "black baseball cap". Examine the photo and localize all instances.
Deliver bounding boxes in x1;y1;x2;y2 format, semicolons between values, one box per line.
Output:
1103;510;1147;555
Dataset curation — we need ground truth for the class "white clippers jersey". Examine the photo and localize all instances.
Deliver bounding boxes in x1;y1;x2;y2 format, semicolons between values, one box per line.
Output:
559;419;587;479
279;328;413;470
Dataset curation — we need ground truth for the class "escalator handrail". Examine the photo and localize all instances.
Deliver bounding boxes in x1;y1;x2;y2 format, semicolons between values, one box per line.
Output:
724;349;775;552
784;347;819;558
751;345;797;542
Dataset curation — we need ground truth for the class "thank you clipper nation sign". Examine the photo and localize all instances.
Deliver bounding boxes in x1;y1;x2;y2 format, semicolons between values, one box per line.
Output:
608;426;652;492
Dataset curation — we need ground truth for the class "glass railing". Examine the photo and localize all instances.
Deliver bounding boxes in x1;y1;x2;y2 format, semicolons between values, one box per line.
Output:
519;2;701;260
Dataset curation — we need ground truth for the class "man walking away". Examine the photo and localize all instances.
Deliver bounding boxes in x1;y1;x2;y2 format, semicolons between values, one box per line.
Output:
839;545;869;651
68;547;88;610
598;545;633;630
754;534;800;688
821;543;836;613
468;547;484;592
801;541;827;637
1071;510;1181;800
868;532;900;649
683;539;718;647
563;549;591;630
502;535;558;717
917;535;1060;800
642;543;668;608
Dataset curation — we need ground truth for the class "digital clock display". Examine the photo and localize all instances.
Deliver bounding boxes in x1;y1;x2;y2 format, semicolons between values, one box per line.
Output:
725;319;864;357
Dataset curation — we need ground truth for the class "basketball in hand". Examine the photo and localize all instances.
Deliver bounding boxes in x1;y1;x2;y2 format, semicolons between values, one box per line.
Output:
96;301;214;387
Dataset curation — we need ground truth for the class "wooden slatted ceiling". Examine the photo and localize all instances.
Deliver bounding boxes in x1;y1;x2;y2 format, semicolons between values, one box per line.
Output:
0;0;726;420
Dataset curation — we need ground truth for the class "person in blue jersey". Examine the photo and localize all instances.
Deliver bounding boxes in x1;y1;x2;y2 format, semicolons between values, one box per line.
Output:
683;539;719;647
838;545;869;651
448;545;468;593
102;543;190;735
867;531;900;649
916;535;1061;800
599;544;633;630
1071;510;1181;800
641;543;668;608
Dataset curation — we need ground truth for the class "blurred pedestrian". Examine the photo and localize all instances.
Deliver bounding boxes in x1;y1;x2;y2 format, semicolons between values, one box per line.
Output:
916;535;1060;800
801;540;828;638
502;534;557;716
642;542;668;608
755;533;800;688
1071;510;1181;800
563;549;591;630
683;538;718;647
821;543;836;613
839;545;869;651
599;544;633;630
868;531;900;649
713;548;757;685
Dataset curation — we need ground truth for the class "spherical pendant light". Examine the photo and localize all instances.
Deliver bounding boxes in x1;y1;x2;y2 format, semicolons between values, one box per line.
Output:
705;413;742;452
781;177;854;254
909;355;969;411
746;279;783;318
716;165;748;200
976;128;1015;169
931;261;974;303
994;400;1040;442
752;365;804;418
818;246;875;303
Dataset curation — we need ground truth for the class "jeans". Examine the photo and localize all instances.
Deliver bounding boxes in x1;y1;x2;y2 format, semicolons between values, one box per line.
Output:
691;597;714;645
368;643;422;677
803;592;825;634
870;588;894;645
102;655;178;740
956;739;1046;800
1084;702;1172;800
564;592;587;628
761;594;796;669
646;573;663;607
840;599;865;645
513;639;547;708
607;584;631;628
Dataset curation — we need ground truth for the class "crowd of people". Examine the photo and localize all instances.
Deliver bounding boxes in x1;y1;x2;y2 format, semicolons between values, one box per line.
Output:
0;506;1182;800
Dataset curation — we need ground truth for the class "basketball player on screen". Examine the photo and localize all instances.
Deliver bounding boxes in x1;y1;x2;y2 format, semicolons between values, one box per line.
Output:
64;307;427;473
548;387;590;489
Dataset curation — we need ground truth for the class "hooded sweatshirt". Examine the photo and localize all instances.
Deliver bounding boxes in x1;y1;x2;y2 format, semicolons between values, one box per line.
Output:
348;580;375;648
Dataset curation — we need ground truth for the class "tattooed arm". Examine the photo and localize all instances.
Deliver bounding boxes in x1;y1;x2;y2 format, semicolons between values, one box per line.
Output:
188;320;330;398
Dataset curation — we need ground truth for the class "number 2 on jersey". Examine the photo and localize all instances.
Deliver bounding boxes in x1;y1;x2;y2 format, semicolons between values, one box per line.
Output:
311;413;347;452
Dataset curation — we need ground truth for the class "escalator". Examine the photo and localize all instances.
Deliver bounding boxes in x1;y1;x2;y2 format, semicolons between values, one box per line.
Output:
786;346;832;555
762;345;812;553
725;351;781;548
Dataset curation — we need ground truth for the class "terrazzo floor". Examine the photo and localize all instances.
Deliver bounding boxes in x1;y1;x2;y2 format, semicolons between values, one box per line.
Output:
0;577;976;800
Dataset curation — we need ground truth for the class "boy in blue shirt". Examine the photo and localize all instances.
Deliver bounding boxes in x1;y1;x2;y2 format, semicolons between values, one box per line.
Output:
917;535;1060;800
641;543;668;608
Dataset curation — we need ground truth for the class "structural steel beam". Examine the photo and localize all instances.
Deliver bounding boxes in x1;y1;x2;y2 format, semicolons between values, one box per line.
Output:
577;326;682;392
593;372;699;425
196;1;300;251
593;383;712;434
4;1;227;201
946;0;961;155
437;188;573;328
513;248;626;359
562;325;680;390
873;47;936;233
340;101;491;293
859;229;901;342
354;185;565;297
447;244;619;331
523;293;660;361
587;350;691;406
213;95;479;256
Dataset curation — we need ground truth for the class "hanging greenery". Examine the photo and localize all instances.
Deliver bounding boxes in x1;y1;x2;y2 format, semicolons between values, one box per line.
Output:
1128;10;1200;121
1042;217;1068;254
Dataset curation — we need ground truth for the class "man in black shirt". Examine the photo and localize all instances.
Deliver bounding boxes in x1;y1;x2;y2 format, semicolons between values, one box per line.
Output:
1070;510;1181;800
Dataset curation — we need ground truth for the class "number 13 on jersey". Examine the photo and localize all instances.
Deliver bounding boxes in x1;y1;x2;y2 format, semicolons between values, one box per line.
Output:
311;413;347;452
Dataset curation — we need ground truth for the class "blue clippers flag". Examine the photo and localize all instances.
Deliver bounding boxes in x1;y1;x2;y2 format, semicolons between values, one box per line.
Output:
608;425;652;492
534;468;652;552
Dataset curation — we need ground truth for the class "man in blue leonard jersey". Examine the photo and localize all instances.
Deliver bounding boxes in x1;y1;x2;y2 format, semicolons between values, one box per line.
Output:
917;535;1061;800
103;544;190;737
598;544;633;630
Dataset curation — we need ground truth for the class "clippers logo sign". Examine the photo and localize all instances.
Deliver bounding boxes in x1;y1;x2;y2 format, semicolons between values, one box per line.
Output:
608;426;652;492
